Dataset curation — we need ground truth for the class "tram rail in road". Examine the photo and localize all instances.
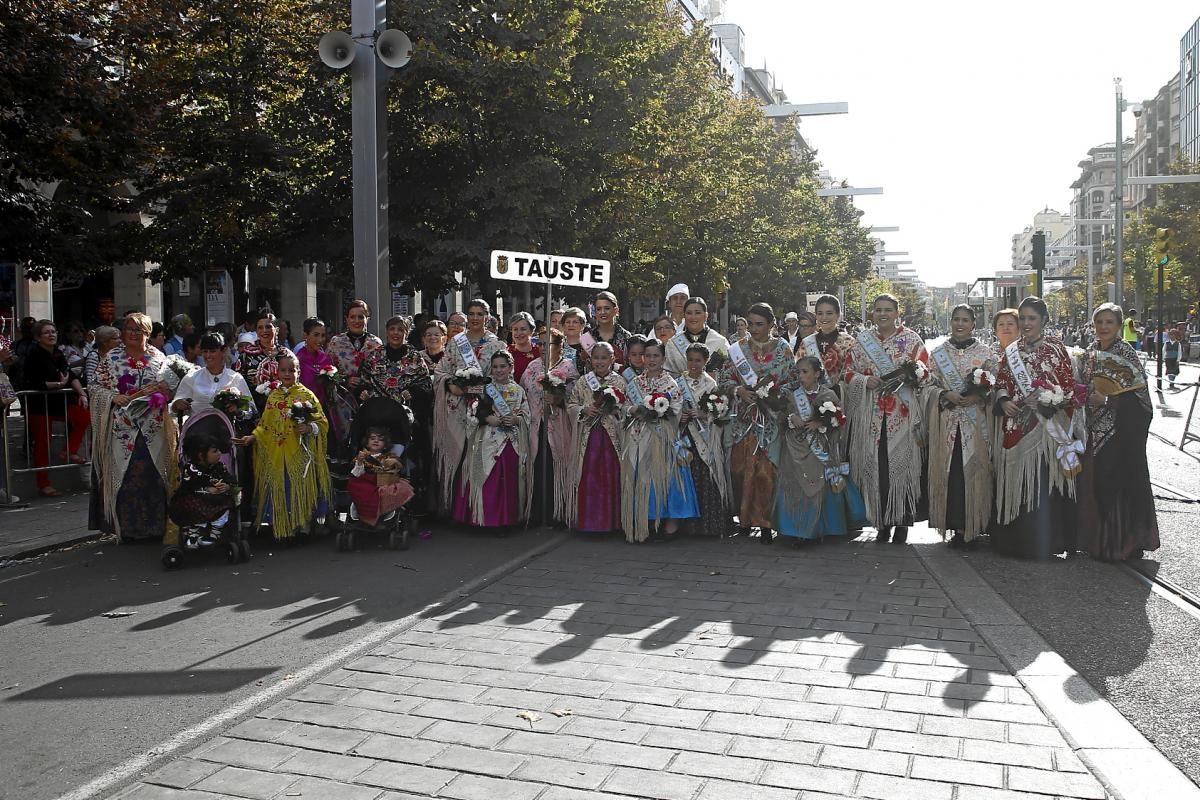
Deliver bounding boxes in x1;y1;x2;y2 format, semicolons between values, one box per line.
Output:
1123;560;1200;621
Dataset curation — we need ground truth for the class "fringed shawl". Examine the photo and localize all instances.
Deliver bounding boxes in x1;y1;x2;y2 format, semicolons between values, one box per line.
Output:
715;336;794;464
1079;339;1151;454
251;383;331;540
797;330;857;388
621;372;685;543
925;340;996;539
460;380;532;526
680;371;730;506
89;346;179;536
563;371;628;527
844;326;930;527
778;386;844;520
993;336;1081;525
431;332;507;508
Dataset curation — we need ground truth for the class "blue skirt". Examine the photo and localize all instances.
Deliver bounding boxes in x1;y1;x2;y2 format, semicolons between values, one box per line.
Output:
776;479;867;540
646;466;700;521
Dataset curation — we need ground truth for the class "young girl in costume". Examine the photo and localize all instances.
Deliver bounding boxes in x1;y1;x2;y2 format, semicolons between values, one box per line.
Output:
777;356;866;545
452;350;532;531
169;433;239;549
565;342;628;534
678;343;730;536
238;353;331;541
349;426;414;527
621;339;699;542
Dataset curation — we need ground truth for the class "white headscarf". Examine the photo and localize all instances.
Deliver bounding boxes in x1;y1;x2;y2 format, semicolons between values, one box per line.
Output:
665;283;690;302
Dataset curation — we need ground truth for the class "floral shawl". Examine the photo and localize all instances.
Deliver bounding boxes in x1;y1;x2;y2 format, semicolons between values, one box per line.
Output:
844;325;930;527
797;330;857;389
680;370;730;506
361;345;432;403
251;382;330;540
1078;339;1150;454
325;331;383;383
716;336;794;463
89;345;179;535
431;331;507;508
237;340;294;389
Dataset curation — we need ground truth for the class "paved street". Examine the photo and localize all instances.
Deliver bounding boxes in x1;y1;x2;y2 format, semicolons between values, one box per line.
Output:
0;526;556;800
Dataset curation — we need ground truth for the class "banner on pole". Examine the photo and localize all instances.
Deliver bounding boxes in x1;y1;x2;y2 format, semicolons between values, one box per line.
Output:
490;250;610;289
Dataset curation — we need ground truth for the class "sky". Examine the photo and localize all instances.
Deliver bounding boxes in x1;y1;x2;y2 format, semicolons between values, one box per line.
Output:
719;0;1200;288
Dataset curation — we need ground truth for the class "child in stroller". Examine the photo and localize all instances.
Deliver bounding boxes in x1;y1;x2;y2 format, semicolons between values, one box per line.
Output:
169;432;240;551
332;396;417;551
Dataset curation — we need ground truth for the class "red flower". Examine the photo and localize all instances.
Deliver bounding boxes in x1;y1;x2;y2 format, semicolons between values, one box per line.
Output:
878;394;897;414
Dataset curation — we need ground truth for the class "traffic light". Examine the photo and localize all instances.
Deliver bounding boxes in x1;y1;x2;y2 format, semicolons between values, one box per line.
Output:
1154;227;1174;266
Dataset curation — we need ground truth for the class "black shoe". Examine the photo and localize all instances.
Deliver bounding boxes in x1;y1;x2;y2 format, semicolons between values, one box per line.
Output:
760;528;774;545
875;527;892;543
892;527;908;544
949;531;965;549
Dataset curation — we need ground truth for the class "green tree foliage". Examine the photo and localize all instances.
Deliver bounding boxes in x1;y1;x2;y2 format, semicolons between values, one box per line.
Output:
0;0;165;279
1142;160;1200;317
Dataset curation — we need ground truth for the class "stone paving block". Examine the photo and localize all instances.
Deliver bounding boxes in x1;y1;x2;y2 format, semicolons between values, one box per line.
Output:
561;715;651;744
350;732;447;764
961;738;1055;769
538;788;624;800
872;728;961;758
703;711;791;738
194;738;297;771
268;700;367;728
850;673;930;695
436;772;546;800
727;735;820;764
280;776;383;800
758;762;857;794
497;729;594;760
819;743;909;776
806;685;887;709
110;786;216;800
620;703;709;729
1007;722;1071;747
276;749;374;782
856;772;955;800
677;690;760;713
601;682;685;707
143;758;223;789
223;717;296;742
273;723;370;754
403;679;488;703
420;719;510;748
513;754;613;789
427;743;526;777
956;787;1066;800
192;766;297;799
694;779;800;800
641;726;732;754
585;738;677;770
1007;765;1106;798
354;761;456;794
783;719;872;748
910;754;1004;787
939;681;1009;704
340;690;426;716
601;766;705;800
343;709;434;738
834;705;922;733
408;697;497;724
667;750;764;782
884;692;965;717
920;714;1006;742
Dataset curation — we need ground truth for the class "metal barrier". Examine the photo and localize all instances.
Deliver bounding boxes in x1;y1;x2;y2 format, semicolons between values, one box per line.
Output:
2;389;91;494
1181;381;1200;452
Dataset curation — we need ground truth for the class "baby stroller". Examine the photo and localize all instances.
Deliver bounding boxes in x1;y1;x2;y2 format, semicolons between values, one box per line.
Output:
329;394;417;552
162;407;251;569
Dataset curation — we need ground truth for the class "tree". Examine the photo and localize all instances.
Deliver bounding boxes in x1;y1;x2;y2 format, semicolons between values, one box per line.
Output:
0;0;168;279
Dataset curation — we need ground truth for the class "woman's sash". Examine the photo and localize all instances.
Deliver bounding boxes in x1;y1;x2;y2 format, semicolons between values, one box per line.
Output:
857;330;911;405
453;332;481;371
727;343;760;386
932;344;977;423
675;375;711;464
1004;341;1034;400
621;367;644;406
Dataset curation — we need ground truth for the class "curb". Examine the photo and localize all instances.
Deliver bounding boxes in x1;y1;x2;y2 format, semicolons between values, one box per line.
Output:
912;542;1200;800
0;530;102;564
56;528;573;800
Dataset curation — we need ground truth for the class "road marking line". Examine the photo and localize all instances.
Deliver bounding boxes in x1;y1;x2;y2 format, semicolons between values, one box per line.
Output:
54;531;570;800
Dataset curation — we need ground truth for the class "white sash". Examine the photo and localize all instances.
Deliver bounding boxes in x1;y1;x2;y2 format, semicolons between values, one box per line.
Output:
1004;341;1034;399
790;388;843;489
671;331;691;360
453;332;480;371
857;329;913;405
562;344;578;365
675;376;711;463
932;344;978;453
801;333;819;357
485;383;512;417
792;386;815;418
583;371;602;392
727;343;759;386
623;369;645;406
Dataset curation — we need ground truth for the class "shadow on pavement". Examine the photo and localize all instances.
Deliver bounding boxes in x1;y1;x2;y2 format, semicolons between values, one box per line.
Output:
8;668;278;700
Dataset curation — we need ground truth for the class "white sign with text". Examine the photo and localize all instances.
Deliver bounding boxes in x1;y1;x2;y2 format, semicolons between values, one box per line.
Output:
490;250;610;289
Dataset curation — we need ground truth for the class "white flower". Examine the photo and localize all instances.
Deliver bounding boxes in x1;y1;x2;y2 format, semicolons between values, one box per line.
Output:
913;361;928;380
818;401;838;414
456;366;482;379
255;382;272;395
755;384;771;399
652;396;670;415
224;386;242;396
548;374;564;386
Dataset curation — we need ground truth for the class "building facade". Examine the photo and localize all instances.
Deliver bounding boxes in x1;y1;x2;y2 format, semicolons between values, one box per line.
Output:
1182;17;1200;163
1011;208;1073;271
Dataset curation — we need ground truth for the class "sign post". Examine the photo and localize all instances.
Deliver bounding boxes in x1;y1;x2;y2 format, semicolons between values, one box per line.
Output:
489;249;611;525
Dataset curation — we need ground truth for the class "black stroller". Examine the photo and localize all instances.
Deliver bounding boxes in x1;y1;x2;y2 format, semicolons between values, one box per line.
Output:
163;408;250;568
328;393;418;551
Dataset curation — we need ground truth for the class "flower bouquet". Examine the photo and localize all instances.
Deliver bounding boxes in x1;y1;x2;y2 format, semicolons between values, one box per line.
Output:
212;387;252;418
255;379;281;396
288;399;317;425
814;399;847;433
879;359;928;396
634;391;674;422
966;367;995;396
163;354;195;386
699;390;729;424
451;365;490;393
751;375;788;412
539;371;568;407
594;385;626;414
1029;379;1083;419
317;363;344;386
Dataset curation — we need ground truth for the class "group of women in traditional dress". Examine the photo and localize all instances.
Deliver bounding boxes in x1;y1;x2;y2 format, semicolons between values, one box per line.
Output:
86;286;1159;564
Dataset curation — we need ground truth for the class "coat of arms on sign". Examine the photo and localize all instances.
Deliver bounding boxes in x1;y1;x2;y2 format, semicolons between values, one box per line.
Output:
496;255;509;274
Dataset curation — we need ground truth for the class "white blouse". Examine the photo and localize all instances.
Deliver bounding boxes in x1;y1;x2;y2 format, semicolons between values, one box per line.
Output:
174;367;252;415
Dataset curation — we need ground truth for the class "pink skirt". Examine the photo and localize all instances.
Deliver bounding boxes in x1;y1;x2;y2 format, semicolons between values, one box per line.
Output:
576;427;621;533
452;442;522;527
